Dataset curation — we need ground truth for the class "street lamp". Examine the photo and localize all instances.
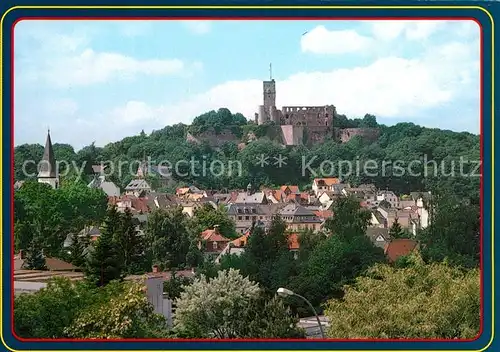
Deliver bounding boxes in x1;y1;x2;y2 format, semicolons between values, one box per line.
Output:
277;287;325;338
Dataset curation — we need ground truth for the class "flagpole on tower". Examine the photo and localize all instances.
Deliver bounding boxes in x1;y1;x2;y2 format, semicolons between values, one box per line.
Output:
269;63;272;80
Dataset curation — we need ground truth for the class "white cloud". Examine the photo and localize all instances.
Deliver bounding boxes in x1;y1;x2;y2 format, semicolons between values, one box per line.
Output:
110;101;165;125
21;48;196;88
44;49;186;87
15;24;200;88
370;20;445;41
301;26;373;54
181;20;212;35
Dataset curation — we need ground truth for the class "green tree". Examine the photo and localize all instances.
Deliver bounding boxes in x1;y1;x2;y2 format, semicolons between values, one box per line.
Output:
24;233;46;270
389;217;407;239
290;234;385;314
324;255;480;339
192;203;236;239
14;278;171;339
146;207;192;270
85;206;123;286
323;196;371;239
163;271;194;300
174;269;302;338
234;295;305;338
68;232;85;268
65;281;170;338
59;180;108;232
115;207;145;274
14;181;68;256
417;194;480;268
14;278;94;338
241;217;296;292
185;240;204;268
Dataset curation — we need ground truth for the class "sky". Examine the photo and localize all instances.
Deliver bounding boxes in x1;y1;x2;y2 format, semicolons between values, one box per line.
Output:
14;19;480;150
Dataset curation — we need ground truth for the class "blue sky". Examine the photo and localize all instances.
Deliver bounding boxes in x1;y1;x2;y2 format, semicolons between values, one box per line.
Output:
14;19;480;150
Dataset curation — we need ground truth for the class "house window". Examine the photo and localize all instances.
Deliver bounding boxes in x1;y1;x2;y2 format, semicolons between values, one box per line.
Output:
212;242;218;250
245;216;249;220
238;216;242;220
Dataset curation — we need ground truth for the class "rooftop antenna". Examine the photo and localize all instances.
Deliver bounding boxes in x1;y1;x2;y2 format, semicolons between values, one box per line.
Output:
269;63;273;80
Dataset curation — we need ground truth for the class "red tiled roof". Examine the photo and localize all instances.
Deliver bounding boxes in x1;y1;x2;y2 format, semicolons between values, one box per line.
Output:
384;239;418;263
176;187;190;196
314;178;341;186
131;198;150;213
314;210;333;219
273;190;284;202
15;256;78;271
201;228;230;242
280;185;300;194
231;233;249;247
288;233;300;250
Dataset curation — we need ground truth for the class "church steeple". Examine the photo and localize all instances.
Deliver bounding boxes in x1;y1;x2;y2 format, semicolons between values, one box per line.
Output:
38;129;58;189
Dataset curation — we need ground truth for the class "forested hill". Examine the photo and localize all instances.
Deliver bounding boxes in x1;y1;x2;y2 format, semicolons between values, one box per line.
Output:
14;108;480;200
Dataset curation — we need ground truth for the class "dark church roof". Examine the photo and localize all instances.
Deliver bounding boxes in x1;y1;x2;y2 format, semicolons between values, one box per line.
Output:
38;131;57;178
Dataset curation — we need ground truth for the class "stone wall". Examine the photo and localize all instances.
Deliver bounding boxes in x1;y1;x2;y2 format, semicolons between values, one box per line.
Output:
305;125;335;145
280;125;304;146
280;106;335;128
186;128;240;148
339;128;380;143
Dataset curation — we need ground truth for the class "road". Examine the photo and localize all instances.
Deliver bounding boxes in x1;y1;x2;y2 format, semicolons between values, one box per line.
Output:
297;315;329;339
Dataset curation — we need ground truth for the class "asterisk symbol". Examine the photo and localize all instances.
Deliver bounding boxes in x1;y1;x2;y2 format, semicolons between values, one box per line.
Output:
273;154;288;168
256;154;270;167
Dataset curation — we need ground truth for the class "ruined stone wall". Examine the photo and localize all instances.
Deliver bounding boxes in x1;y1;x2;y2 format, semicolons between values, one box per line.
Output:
186;127;239;148
339;128;380;143
280;125;304;146
305;125;334;145
280;106;335;127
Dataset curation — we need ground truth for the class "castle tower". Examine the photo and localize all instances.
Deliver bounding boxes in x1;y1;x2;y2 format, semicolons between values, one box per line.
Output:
257;64;277;125
38;130;59;189
263;79;276;109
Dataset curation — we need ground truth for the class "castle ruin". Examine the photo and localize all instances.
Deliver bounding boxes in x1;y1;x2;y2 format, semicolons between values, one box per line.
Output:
254;72;336;146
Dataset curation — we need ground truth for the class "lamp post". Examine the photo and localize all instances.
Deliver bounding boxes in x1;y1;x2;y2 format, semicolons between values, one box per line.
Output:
277;287;325;338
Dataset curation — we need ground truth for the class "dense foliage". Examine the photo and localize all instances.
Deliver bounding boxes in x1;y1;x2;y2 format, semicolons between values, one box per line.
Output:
174;269;304;338
14;181;107;256
324;254;480;339
14;278;170;339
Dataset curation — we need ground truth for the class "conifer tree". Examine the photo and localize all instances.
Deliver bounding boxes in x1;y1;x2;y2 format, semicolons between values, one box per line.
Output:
85;206;123;287
116;207;145;274
68;232;85;268
25;233;46;270
389;217;407;239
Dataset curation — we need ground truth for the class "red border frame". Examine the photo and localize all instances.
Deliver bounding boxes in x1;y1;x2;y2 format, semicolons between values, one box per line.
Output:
10;16;485;343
